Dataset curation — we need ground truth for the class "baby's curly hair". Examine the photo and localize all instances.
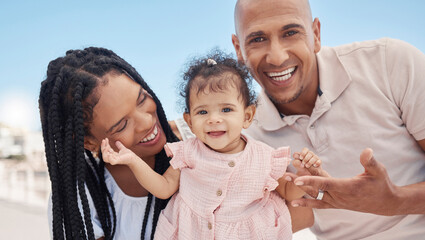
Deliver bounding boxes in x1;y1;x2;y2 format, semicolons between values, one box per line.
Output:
179;48;255;113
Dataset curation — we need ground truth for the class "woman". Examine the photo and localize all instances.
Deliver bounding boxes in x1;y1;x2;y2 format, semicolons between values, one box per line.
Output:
39;47;193;239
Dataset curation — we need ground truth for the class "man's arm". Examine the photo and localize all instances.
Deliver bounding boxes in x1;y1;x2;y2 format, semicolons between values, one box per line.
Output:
290;142;425;216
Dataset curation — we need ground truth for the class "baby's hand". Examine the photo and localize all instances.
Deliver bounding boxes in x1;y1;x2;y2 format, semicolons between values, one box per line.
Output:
101;138;140;166
293;147;321;169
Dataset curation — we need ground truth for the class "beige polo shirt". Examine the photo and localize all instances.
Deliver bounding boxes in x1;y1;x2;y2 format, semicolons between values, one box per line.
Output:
244;38;425;240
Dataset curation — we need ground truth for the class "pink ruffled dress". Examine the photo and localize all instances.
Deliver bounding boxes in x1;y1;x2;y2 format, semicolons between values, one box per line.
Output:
154;135;292;240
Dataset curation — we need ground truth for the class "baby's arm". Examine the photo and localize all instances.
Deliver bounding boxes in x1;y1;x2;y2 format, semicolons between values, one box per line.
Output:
276;148;323;201
276;148;323;232
101;138;180;199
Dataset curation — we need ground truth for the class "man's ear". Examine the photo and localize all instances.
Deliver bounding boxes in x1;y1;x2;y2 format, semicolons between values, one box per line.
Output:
243;105;256;129
183;112;192;129
84;136;99;153
312;17;321;53
232;34;244;63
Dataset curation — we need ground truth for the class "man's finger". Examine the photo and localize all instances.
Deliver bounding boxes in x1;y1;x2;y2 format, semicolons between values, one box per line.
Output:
304;165;331;177
359;148;382;176
281;172;299;182
294;175;347;192
291;198;334;209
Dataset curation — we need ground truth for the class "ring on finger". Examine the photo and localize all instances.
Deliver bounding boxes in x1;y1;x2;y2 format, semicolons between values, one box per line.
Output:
316;189;324;200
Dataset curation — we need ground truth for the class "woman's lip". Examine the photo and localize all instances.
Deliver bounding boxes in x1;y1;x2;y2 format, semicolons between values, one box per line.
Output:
136;123;161;146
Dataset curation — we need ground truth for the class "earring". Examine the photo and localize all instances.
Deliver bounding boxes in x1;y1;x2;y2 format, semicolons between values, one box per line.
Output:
92;151;98;159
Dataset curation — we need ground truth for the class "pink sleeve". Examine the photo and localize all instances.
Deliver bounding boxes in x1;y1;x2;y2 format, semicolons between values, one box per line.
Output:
264;146;291;191
166;141;189;170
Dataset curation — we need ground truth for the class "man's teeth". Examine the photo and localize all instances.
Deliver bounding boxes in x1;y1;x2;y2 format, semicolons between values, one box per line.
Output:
140;126;158;143
267;67;296;81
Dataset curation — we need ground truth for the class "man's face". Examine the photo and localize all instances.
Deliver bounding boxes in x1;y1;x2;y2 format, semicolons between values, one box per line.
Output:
233;0;321;106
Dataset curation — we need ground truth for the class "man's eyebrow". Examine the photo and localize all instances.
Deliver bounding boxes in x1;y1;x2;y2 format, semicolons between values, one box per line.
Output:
244;24;304;43
245;31;265;42
106;87;143;134
282;23;304;31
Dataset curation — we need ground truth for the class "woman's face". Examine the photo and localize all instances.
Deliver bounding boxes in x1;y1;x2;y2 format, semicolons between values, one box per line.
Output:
84;72;167;162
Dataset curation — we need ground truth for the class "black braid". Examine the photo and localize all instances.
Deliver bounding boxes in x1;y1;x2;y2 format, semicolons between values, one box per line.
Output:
39;47;179;239
140;194;153;238
74;82;95;239
40;80;65;240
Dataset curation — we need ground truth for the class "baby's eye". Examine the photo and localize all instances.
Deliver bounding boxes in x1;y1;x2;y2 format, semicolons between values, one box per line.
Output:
197;110;207;115
222;108;232;113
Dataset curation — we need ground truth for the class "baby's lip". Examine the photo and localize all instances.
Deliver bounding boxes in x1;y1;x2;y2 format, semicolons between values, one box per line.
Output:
208;131;226;137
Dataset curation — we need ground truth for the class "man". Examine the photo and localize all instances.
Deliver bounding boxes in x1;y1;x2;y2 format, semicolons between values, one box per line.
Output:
232;0;425;239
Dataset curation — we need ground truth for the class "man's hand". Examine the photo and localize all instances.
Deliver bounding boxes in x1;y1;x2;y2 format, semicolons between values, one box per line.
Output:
290;148;402;216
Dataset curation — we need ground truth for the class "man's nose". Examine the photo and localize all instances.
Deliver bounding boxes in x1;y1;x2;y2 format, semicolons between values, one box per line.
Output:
266;39;289;66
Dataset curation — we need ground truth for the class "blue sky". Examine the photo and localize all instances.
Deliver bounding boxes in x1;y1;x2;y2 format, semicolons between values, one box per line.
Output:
1;0;424;131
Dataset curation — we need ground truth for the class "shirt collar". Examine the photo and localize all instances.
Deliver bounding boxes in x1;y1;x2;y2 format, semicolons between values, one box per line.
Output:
254;46;351;130
316;46;352;103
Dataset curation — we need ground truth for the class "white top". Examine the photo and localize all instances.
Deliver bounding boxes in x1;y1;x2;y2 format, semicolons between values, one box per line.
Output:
48;118;194;239
244;38;425;240
174;117;195;141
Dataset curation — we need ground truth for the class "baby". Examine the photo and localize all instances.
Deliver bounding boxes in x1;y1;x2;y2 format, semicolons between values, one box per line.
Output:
101;51;322;239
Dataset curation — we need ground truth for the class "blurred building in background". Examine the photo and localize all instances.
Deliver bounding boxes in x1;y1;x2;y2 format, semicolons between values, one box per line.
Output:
0;122;49;208
0;123;25;159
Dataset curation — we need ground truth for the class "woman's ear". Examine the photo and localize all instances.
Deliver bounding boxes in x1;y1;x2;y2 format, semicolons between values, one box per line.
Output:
84;136;99;153
243;105;256;129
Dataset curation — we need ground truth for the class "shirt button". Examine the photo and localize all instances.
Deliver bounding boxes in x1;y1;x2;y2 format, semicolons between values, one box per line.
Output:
310;124;315;129
208;222;212;230
228;161;235;167
216;189;222;196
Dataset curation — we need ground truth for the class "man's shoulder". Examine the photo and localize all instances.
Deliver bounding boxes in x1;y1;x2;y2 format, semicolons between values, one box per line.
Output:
327;38;411;56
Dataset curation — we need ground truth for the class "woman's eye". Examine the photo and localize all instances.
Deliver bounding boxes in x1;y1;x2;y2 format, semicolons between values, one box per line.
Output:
116;120;128;133
138;91;147;105
222;108;232;113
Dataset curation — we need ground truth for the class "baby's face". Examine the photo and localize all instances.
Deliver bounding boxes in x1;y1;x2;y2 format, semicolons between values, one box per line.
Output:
184;85;254;154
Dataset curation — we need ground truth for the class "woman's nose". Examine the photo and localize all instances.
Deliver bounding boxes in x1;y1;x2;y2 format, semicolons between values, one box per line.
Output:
134;112;152;132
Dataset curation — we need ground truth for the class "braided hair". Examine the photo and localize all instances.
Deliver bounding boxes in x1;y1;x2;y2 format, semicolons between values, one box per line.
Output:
39;47;178;240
